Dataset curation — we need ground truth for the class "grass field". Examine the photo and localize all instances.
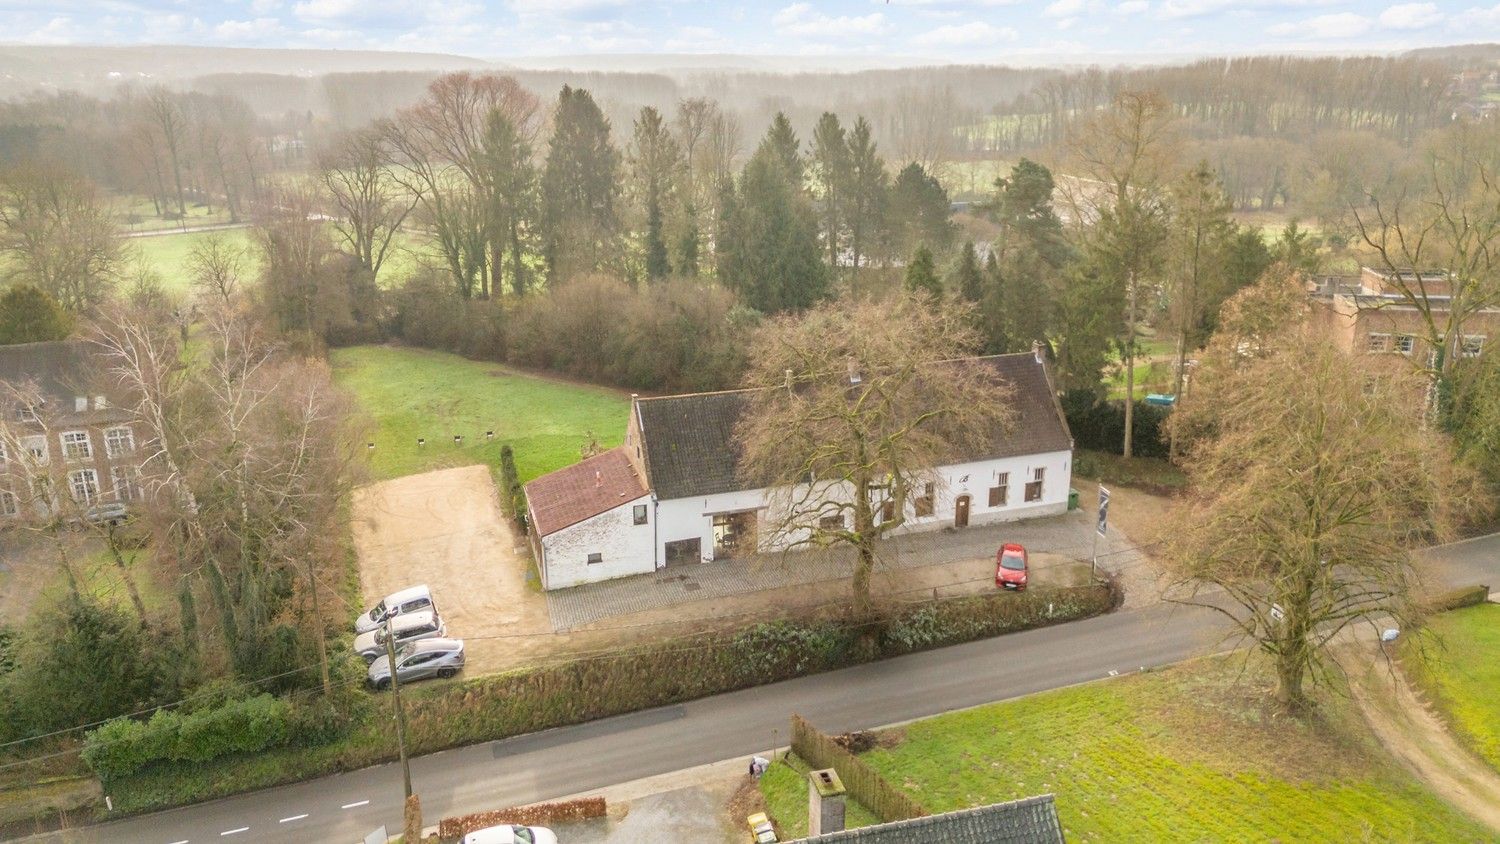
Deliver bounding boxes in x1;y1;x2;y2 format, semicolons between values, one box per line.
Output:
758;752;881;840
837;657;1493;842
126;229;260;297
1405;603;1500;774
111;194;237;233
331;344;632;483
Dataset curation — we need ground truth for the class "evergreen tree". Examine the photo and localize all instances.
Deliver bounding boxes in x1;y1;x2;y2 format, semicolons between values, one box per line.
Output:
951;241;983;304
980;159;1071;354
720;142;827;313
714;177;737;279
904;246;941;297
844;117;887;279
888;162;954;259
542;86;621;283
677;204;700;277
630;106;683;281
0;284;72;344
478;110;538;296
1273;219;1321;275
760;112;804;188
810;113;850;268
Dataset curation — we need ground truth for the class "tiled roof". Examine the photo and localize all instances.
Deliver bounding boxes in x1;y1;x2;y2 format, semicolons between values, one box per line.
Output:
524;446;647;537
635;353;1073;501
791;794;1064;844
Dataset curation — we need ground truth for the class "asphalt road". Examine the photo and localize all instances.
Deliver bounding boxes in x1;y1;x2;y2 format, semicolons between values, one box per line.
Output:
21;535;1498;844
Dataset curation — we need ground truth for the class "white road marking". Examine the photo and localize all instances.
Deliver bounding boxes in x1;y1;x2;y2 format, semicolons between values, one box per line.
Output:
280;813;309;823
341;800;370;809
220;828;249;837
167;840;189;844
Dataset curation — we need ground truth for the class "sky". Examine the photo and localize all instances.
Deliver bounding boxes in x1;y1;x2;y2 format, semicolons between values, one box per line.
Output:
5;1;1500;64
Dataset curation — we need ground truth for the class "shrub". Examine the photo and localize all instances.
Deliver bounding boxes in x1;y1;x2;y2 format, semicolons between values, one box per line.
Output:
82;695;292;781
438;797;607;840
1062;390;1171;459
497;445;526;534
1428;584;1491;613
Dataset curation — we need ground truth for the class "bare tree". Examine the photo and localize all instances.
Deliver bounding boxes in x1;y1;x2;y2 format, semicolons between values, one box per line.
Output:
144;87;189;217
318;127;415;280
735;293;1015;615
0;163;121;312
1351;121;1500;404
187;232;248;306
1163;280;1472;711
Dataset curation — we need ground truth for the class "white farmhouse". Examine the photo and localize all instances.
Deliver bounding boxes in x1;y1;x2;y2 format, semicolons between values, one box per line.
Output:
524;350;1074;591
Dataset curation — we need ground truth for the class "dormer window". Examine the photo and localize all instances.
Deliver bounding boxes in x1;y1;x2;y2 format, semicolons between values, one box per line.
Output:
74;396;88;412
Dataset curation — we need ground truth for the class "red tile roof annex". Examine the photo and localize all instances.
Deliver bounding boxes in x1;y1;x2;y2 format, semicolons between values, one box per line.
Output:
524;446;647;537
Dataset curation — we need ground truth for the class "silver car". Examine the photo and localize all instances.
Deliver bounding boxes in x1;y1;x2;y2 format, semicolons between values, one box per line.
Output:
353;609;446;664
367;637;465;690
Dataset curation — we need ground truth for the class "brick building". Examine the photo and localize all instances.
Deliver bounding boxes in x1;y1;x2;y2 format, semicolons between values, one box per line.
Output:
0;340;143;522
1308;267;1500;366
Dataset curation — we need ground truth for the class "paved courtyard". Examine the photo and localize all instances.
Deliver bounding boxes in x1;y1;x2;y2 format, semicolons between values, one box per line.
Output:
544;507;1150;631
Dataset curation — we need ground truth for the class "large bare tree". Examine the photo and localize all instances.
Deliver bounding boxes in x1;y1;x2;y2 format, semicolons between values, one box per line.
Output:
1163;276;1472;711
735;293;1015;615
318;127;416;280
0;162;121;312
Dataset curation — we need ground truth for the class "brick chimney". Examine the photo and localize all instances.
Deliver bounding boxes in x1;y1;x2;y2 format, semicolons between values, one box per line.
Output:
807;768;846;837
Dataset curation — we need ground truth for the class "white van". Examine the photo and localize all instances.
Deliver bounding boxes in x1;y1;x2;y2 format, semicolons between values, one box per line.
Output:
355;584;434;634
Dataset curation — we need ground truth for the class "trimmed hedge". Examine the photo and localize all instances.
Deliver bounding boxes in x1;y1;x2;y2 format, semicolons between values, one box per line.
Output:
497;445;527;534
82;695;293;782
438;797;606;841
792;714;927;823
1428;584;1491;613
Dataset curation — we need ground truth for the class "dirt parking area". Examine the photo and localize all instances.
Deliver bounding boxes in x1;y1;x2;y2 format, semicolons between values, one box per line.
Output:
352;465;554;676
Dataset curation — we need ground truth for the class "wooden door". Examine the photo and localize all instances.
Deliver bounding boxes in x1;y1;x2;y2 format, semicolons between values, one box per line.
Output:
954;494;970;528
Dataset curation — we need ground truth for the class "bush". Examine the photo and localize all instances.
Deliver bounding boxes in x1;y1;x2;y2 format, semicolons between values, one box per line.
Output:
1428;584;1491;613
438;797;607;840
82;694;293;782
497;445;526;534
1062;390;1171;459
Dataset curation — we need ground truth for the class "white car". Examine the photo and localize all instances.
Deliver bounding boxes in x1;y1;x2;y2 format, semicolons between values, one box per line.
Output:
353;609;446;663
355;584;434;634
462;824;557;844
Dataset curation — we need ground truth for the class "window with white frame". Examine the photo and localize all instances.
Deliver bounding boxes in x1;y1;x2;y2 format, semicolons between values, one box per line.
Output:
586;552;603;565
60;430;92;461
1394;334;1416;355
1024;467;1045;502
105;427;135;458
632;503;648;525
1462;335;1486;358
1366;333;1392;353
21;435;46;464
68;468;99;503
111;466;140;501
0;489;16;517
914;482;935;517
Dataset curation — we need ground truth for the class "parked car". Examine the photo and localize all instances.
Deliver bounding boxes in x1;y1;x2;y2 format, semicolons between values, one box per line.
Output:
367;638;466;690
353;609;446;663
995;543;1029;591
461;824;557;844
355;584;434;634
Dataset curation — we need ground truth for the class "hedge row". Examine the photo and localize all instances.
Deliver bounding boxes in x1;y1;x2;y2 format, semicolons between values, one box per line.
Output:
791;714;927;823
82;694;295;782
437;797;606;841
392;583;1117;761
1428;583;1492;613
497;445;527;535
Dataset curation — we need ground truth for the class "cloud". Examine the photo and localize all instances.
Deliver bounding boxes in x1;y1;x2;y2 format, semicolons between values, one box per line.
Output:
1116;0;1149;14
213;17;284;40
1453;3;1500;29
249;0;282;13
1043;0;1085;17
772;3;890;38
912;21;1019;47
1267;12;1371;39
1158;0;1341;21
508;0;629;15
1378;2;1442;29
883;0;1020;6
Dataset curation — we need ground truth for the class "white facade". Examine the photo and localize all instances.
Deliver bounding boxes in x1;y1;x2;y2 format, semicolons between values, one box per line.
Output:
537;491;656;589
649;450;1072;568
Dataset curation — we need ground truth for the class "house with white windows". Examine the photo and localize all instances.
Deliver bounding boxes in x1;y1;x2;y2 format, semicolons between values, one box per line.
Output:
524;350;1074;590
0;341;143;522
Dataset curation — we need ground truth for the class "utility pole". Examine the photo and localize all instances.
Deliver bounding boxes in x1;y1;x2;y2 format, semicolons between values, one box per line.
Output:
307;556;330;695
383;615;413;800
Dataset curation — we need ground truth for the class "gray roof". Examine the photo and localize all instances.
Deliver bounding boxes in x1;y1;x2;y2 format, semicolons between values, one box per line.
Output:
0;340;129;425
634;353;1073;501
791;794;1064;844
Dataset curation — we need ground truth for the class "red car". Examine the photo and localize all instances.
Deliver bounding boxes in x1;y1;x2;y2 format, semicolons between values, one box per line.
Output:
995;543;1029;591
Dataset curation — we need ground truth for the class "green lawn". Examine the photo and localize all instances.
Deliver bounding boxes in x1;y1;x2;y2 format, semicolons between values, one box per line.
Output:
330;345;632;483
1405;603;1500;773
759;752;882;840
126;229;260;298
843;657;1493;842
111;194;237;233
